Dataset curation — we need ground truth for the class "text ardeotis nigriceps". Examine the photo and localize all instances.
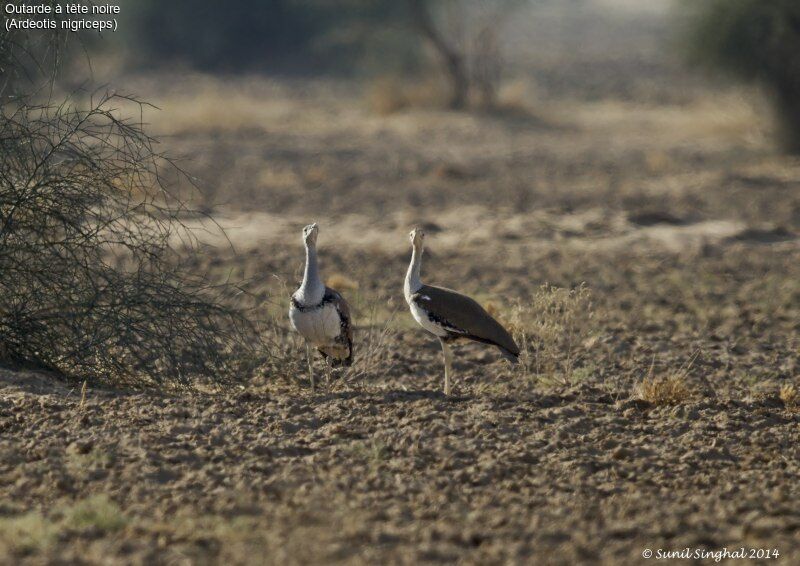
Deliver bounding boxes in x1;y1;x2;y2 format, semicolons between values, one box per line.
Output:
404;227;519;395
289;223;353;391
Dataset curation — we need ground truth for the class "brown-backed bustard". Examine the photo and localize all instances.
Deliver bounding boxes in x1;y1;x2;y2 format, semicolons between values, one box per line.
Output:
289;223;353;391
404;228;519;395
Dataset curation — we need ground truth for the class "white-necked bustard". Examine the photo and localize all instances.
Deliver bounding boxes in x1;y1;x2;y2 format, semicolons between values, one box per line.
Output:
404;227;519;395
289;223;353;391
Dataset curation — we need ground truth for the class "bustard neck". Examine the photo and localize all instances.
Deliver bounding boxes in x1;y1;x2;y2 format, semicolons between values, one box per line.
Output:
404;244;423;299
296;241;325;305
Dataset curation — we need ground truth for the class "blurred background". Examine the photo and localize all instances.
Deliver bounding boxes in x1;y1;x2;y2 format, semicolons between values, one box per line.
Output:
57;0;798;225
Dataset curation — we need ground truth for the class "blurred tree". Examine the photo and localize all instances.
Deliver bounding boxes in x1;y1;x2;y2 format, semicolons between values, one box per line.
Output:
684;0;800;151
118;0;522;109
409;0;523;109
409;0;469;108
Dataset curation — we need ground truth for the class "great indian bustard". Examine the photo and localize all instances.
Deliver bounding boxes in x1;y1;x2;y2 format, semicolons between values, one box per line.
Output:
404;227;519;395
289;223;353;391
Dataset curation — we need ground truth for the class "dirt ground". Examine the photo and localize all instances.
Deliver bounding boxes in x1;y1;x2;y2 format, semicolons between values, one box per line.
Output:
2;1;800;564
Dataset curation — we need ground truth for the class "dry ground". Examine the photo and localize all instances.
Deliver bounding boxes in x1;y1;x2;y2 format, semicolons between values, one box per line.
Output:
2;2;800;564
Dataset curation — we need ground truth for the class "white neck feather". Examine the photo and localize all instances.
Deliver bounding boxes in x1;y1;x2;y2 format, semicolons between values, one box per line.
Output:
295;241;325;305
404;244;423;300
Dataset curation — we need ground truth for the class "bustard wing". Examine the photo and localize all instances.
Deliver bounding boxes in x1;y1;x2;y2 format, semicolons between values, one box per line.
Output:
323;286;353;364
412;285;519;357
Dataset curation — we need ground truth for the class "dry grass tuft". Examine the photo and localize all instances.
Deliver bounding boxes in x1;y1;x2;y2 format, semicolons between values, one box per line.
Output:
779;383;799;409
636;375;692;406
0;495;126;559
337;293;399;386
326;274;360;292
635;354;697;406
508;283;595;387
0;512;57;557
62;495;127;534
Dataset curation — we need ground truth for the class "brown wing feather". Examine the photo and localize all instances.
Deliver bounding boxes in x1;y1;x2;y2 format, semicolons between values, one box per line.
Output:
414;285;519;356
320;287;353;366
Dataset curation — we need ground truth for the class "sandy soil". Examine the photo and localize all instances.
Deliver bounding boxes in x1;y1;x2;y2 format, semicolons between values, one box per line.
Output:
1;360;799;564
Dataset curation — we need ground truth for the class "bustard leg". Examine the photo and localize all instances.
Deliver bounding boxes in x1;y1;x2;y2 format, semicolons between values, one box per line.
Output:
439;339;454;396
306;344;316;393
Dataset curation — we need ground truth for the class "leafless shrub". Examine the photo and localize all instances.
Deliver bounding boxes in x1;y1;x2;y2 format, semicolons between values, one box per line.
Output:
0;20;260;387
508;283;596;387
342;294;400;385
0;8;66;100
0;92;259;387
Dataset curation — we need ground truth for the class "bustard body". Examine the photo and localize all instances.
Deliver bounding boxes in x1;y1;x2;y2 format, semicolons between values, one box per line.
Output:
289;291;351;361
289;224;353;390
404;228;519;395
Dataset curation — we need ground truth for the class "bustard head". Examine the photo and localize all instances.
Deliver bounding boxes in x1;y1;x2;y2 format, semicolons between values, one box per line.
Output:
302;223;319;246
409;227;425;249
